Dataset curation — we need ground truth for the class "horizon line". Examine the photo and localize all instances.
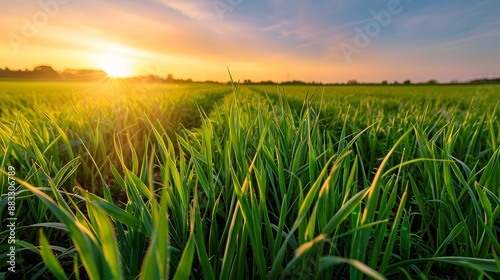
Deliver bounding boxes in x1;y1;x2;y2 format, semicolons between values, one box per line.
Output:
1;64;499;85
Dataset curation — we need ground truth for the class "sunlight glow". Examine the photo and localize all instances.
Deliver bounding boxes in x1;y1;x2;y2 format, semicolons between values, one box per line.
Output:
98;54;133;77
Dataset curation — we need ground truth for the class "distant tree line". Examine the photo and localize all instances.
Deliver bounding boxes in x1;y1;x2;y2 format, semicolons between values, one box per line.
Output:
0;65;107;81
376;79;437;85
2;65;500;85
469;78;500;84
241;79;323;85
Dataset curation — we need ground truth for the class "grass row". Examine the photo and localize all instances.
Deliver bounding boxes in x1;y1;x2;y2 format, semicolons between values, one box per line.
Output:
1;82;499;279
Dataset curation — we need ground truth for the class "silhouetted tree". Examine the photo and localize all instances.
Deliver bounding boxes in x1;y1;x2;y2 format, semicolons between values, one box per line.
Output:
259;80;275;85
61;69;107;81
33;65;60;79
0;65;61;80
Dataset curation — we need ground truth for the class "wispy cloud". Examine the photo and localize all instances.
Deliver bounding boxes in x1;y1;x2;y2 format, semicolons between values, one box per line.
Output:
154;0;215;20
436;30;500;49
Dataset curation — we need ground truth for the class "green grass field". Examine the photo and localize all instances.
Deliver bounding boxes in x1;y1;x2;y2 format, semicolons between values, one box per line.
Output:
1;81;499;279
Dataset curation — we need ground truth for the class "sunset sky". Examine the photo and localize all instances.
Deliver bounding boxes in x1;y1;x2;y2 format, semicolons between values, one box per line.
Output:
1;0;499;83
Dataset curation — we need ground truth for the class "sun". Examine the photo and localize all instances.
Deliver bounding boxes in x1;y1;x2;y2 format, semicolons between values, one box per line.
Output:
98;54;133;77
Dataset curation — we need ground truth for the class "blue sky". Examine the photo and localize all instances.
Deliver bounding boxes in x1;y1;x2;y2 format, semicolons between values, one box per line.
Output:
1;0;499;82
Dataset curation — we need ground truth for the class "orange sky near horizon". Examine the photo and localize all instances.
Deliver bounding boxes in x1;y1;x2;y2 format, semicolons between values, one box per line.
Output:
1;0;499;83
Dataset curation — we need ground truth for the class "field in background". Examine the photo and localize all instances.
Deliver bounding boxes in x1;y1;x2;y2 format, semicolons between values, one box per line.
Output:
1;81;499;279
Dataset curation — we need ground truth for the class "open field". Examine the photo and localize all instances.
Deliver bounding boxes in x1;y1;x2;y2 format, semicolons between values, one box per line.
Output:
1;81;500;279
